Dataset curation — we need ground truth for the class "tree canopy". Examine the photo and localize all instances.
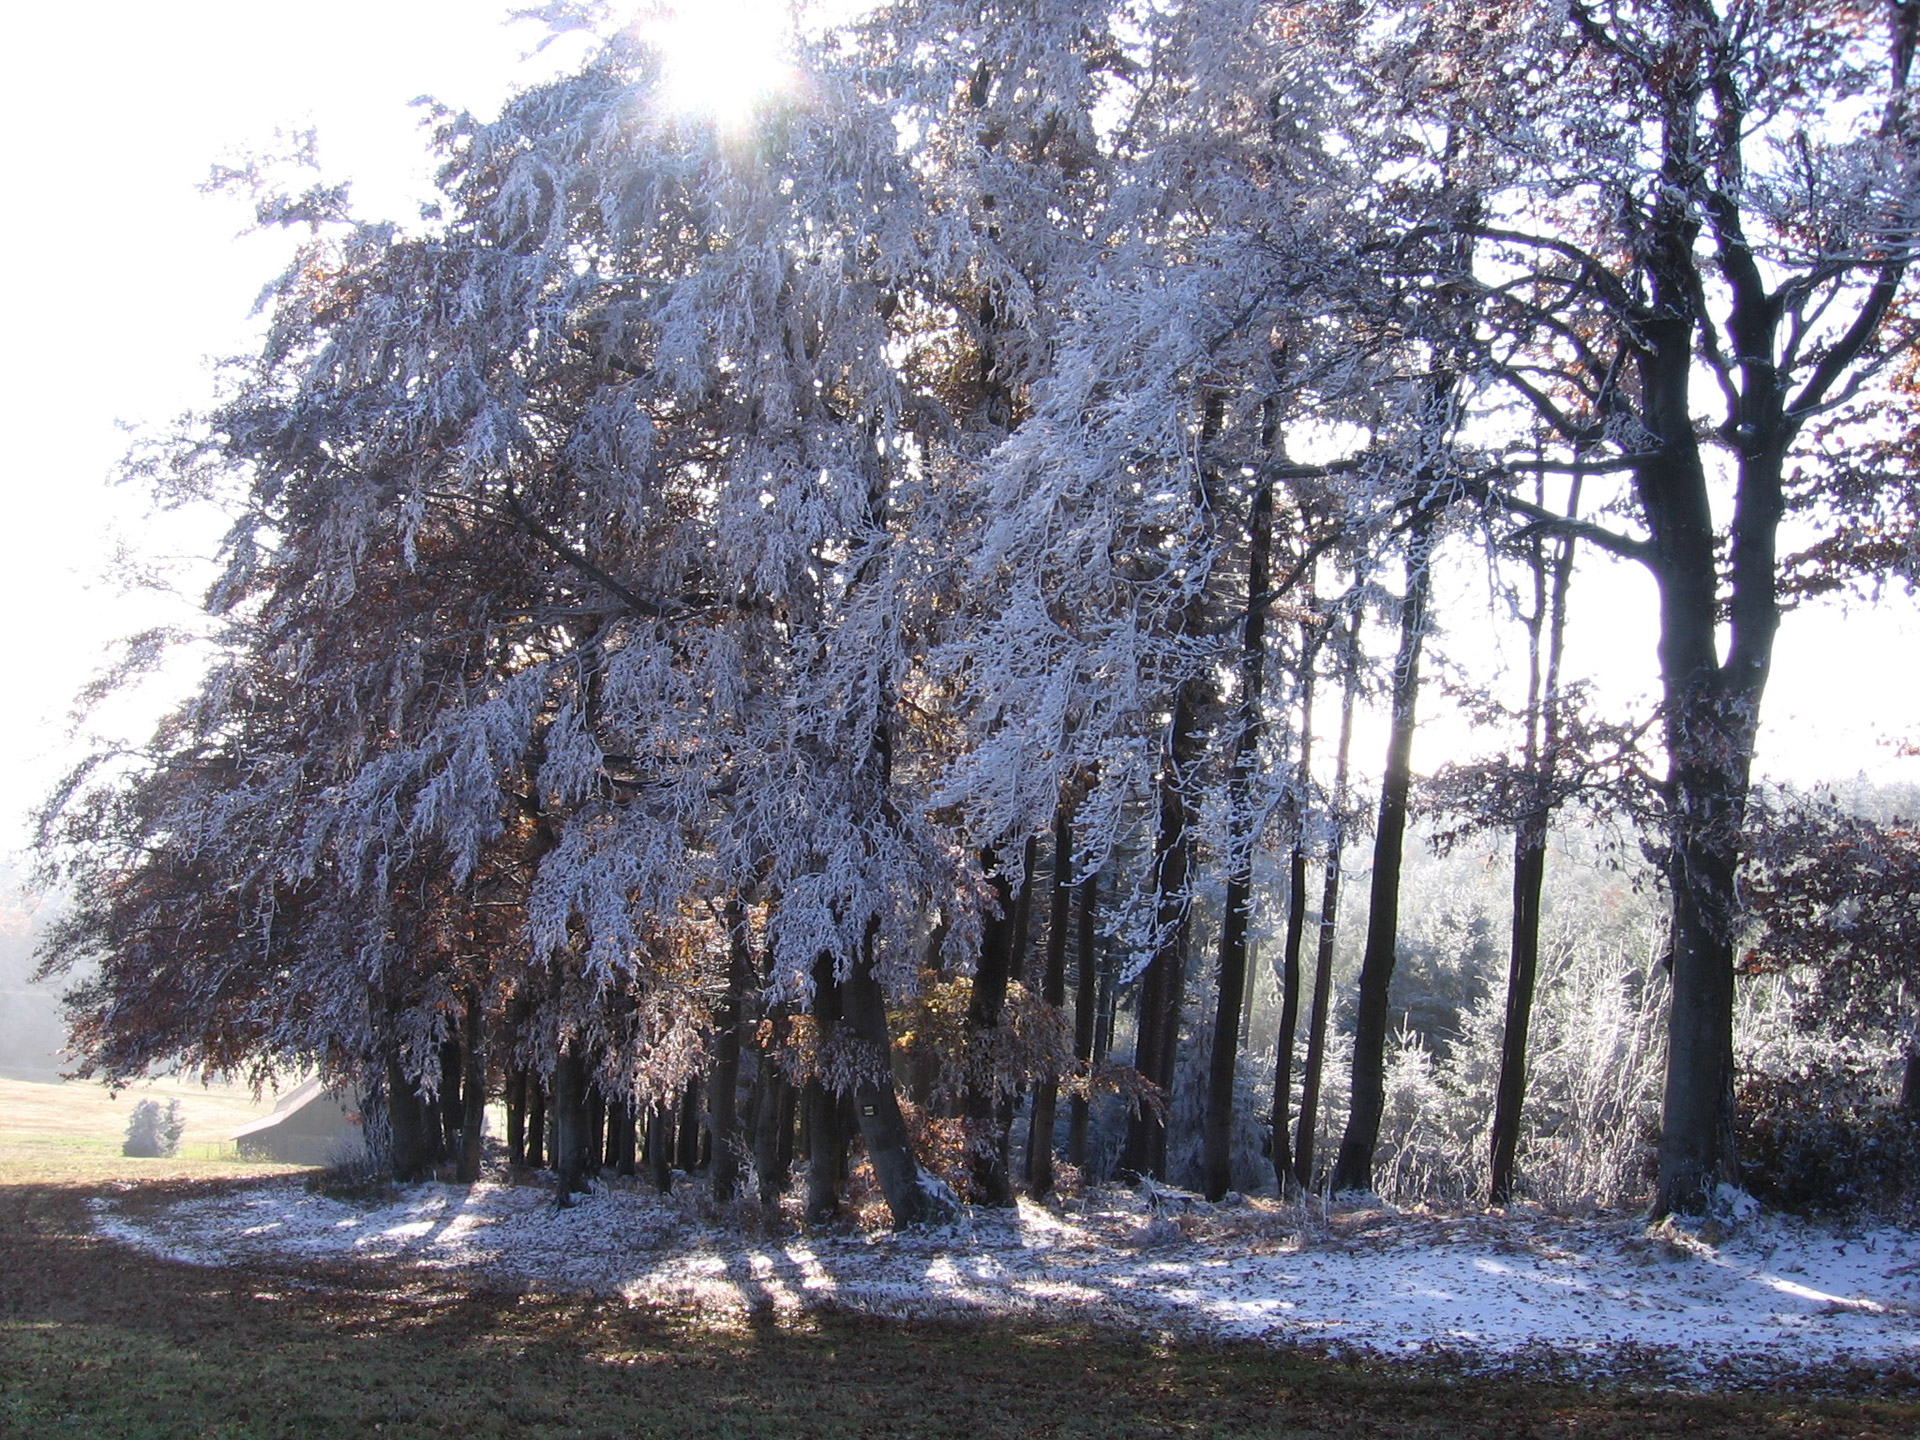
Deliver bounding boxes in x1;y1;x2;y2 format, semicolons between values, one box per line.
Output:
36;0;1920;1223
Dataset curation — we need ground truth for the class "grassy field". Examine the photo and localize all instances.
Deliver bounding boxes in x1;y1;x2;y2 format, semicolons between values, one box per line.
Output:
1;1080;1916;1439
0;1074;307;1185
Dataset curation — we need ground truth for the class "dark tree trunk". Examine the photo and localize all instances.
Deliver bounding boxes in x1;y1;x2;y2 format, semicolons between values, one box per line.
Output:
1123;681;1204;1180
803;1079;845;1222
752;1063;794;1204
647;1103;675;1194
709;899;753;1201
805;951;846;1220
1489;482;1578;1206
1294;634;1357;1189
676;1077;703;1173
1332;525;1435;1195
1027;809;1074;1196
550;1047;593;1202
603;1100;625;1171
1204;482;1276;1202
437;1038;463;1165
1068;868;1099;1171
614;1100;638;1176
1903;1046;1920;1115
1489;830;1547;1202
456;987;486;1184
384;1060;434;1183
526;1079;547;1170
965;846;1031;1206
842;920;953;1226
506;1067;528;1168
585;1089;606;1178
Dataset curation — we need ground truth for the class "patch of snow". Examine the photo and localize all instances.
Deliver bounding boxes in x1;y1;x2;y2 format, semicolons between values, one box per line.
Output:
87;1183;1920;1384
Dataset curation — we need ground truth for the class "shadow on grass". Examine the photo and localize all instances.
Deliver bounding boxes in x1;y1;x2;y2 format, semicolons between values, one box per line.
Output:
2;1180;1917;1440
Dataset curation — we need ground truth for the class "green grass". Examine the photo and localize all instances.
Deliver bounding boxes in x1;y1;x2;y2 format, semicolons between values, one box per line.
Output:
2;1179;1917;1440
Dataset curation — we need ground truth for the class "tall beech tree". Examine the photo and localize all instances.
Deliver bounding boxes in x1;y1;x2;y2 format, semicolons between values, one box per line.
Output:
1333;0;1920;1212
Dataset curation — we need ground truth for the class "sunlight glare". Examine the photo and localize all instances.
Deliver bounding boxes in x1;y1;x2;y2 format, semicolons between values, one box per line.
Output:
646;1;798;128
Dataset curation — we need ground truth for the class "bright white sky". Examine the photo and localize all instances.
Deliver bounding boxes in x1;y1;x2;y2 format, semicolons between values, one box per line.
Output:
0;0;1914;869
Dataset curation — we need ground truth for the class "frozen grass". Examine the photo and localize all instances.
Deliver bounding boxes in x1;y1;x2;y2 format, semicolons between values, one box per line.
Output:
4;1180;1918;1440
87;1172;1920;1388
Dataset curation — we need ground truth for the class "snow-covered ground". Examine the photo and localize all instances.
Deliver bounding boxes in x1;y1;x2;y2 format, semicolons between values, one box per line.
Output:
91;1177;1920;1384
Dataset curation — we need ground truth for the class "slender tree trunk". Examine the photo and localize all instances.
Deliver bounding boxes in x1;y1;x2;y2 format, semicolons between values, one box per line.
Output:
965;847;1031;1206
1295;630;1358;1189
437;1038;463;1165
1332;524;1436;1194
526;1079;547;1170
506;1075;529;1175
1123;682;1204;1180
752;1063;794;1204
586;1089;606;1178
456;986;486;1184
506;1067;527;1168
1027;809;1074;1196
709;898;753;1200
647;1102;675;1195
614;1100;638;1176
1267;608;1318;1195
1204;483;1277;1201
1489;478;1578;1205
1068;867;1099;1170
676;1077;703;1172
602;1100;624;1170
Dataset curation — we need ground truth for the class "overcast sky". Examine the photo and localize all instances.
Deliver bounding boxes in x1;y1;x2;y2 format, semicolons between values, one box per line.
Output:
0;0;1914;870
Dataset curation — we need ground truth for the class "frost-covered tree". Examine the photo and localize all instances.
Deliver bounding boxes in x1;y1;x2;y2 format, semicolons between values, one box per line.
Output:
1296;0;1920;1214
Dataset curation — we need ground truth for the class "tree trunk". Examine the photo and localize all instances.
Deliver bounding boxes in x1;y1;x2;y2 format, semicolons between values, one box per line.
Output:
384;1060;434;1183
1489;828;1547;1203
965;846;1030;1206
586;1089;606;1179
1027;809;1074;1196
437;1038;463;1166
710;899;753;1201
1068;865;1100;1173
1123;681;1204;1180
648;1102;675;1195
1332;526;1435;1195
614;1100;638;1176
456;987;486;1184
550;1047;593;1202
526;1079;547;1170
676;1077;703;1172
1489;479;1578;1206
1294;634;1357;1190
842;919;954;1226
506;1067;527;1168
1204;481;1276;1201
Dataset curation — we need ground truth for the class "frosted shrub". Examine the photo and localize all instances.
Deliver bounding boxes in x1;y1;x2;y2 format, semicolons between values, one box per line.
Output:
1359;842;1670;1210
123;1098;185;1158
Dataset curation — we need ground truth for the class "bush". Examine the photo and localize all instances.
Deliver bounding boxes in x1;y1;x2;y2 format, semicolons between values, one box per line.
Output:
123;1098;186;1158
1737;1062;1920;1217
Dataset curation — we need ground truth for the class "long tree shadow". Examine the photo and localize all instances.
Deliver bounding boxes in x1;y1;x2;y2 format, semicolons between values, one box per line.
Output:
6;1182;1918;1439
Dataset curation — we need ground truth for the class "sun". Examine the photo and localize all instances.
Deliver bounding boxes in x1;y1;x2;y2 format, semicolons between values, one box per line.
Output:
644;1;800;129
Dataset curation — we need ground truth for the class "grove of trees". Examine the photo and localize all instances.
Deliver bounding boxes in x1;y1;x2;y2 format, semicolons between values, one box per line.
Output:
35;0;1920;1225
